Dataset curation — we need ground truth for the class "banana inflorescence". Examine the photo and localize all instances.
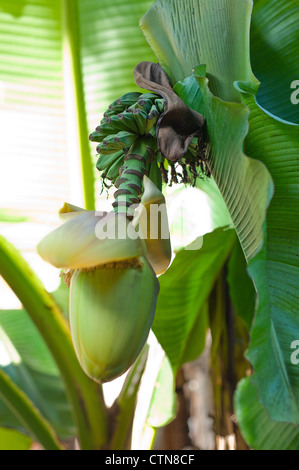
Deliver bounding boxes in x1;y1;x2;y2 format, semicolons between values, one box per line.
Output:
36;200;164;384
38;83;206;385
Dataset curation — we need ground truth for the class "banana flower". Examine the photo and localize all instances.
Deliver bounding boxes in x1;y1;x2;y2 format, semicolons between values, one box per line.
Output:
37;177;171;383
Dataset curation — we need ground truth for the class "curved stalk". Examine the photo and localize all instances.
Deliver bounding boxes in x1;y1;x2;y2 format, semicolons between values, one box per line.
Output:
61;0;95;210
0;235;108;450
0;368;63;450
109;345;149;449
113;138;152;218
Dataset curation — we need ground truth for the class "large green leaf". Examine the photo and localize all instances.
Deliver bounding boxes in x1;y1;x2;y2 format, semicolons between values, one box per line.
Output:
140;0;256;101
250;0;299;124
0;0;155;215
78;0;155;117
0;365;62;449
235;378;299;450
131;338;177;450
0;0;74;216
0;311;75;437
0;310;58;375
153;227;236;373
235;81;299;425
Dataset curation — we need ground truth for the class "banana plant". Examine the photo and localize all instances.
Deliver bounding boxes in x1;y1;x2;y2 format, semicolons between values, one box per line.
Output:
0;0;299;451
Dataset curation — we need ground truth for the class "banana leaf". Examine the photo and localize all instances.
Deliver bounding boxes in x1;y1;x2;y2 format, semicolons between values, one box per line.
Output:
153;228;236;374
0;310;75;437
140;0;299;448
251;0;299;124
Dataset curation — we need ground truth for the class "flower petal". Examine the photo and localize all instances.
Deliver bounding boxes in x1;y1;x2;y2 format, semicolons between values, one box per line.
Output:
134;61;204;162
133;176;172;274
37;211;146;269
58;202;86;221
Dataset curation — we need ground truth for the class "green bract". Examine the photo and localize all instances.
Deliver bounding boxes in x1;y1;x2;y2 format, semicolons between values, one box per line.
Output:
69;258;159;383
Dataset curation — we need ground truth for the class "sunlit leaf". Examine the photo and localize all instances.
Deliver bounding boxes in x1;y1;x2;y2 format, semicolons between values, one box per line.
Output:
131;338;176;449
153;228;236;373
0;309;58;375
0;426;32;450
147;355;176;428
0;313;75;437
0;210;29;224
79;0;156;118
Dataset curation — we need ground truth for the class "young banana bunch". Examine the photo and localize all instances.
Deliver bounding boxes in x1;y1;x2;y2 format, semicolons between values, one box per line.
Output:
89;91;165;193
90;88;208;192
37;90;172;384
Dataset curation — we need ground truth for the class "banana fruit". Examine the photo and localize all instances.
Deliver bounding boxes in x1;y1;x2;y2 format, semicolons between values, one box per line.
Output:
104;92;142;118
89;91;166;185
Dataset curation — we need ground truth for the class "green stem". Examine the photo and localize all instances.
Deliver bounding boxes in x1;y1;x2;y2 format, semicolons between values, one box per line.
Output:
61;0;95;210
0;368;63;450
0;236;108;450
113;138;152;218
109;345;149;449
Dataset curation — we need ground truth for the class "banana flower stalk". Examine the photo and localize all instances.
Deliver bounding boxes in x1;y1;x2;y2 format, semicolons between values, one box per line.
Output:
37;176;171;383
